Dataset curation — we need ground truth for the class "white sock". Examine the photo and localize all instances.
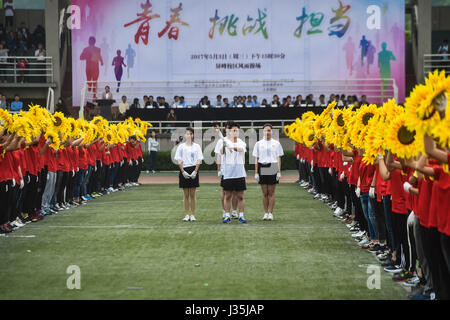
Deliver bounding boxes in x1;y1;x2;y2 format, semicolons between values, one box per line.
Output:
268;212;272;215
225;212;230;218
239;212;244;218
232;210;237;215
222;210;226;218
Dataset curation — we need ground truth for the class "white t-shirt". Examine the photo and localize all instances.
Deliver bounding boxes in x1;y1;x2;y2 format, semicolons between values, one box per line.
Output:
174;142;204;168
214;137;244;177
5;3;14;17
252;139;284;164
221;138;247;179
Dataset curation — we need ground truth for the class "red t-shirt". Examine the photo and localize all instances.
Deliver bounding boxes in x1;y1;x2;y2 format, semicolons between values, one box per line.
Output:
375;167;388;202
359;162;375;193
390;169;408;214
431;166;450;235
78;147;88;170
24;147;37;175
44;147;57;172
1;152;14;182
348;151;361;186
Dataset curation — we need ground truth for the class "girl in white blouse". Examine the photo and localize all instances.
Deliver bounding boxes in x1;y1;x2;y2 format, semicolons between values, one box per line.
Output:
174;127;204;221
252;124;284;221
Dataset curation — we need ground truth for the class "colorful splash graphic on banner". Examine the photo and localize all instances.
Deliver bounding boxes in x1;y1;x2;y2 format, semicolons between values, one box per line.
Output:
71;0;405;106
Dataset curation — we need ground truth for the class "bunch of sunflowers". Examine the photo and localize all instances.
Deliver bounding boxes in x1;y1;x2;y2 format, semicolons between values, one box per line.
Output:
284;70;450;165
0;105;152;151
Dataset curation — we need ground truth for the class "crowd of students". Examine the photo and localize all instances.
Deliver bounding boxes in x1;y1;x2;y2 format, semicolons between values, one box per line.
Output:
0;107;148;234
287;71;450;300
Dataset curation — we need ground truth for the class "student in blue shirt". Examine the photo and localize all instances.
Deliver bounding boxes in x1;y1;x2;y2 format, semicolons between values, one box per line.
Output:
10;94;23;111
252;95;260;107
178;96;187;108
215;95;223;108
245;95;254;107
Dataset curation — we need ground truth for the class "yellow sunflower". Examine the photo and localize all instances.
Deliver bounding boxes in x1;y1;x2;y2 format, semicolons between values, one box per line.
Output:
385;111;423;159
44;128;61;150
404;70;450;136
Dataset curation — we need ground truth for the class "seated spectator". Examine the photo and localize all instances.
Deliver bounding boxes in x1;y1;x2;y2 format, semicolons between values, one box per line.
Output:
143;95;149;107
246;95;254;107
252;95;260;107
147;95;158;108
0;94;7;109
360;94;369;106
286;95;294;107
18;22;30;44
328;94;335;104
305;94;315;106
318;94;327;106
158;96;169;109
10;94;22;112
223;97;230;108
271;95;280;107
281;97;289;108
231;96;238;107
338;94;346;107
235;96;245;108
6;31;16;53
55;97;70;116
214;95;223;108
261;98;269;107
198;96;211;108
352;95;359;108
166;108;176;132
178;96;187;108
294;95;303;107
0;43;8;83
130;98;140;109
171;95;179;108
118;95;129;119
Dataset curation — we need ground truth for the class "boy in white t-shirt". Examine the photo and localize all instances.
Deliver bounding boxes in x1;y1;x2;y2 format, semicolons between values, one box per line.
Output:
214;122;240;220
219;122;247;223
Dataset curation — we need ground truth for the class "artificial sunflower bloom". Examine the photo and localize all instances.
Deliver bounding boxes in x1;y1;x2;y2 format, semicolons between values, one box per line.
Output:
44;128;61;150
431;107;450;148
404;70;450;136
52;112;67;132
0;109;13;132
385;112;423;160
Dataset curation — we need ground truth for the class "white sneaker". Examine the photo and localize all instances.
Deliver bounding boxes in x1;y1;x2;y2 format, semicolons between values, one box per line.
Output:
263;213;269;220
352;230;365;238
314;193;321;199
190;215;196;221
152;170;156;174
358;237;370;246
146;170;149;174
10;221;21;228
231;212;238;219
14;218;25;227
182;215;190;221
267;213;273;221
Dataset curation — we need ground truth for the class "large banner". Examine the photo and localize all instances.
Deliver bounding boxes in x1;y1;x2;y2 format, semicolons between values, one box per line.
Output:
71;0;405;106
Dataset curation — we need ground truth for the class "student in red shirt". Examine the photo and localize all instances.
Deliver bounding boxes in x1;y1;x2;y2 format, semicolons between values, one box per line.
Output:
415;155;450;300
378;152;413;280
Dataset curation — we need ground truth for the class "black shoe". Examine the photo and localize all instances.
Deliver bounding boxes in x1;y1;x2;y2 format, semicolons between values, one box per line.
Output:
381;259;395;267
368;244;383;253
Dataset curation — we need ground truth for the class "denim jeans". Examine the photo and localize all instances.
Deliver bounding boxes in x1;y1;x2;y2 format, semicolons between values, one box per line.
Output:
41;171;57;210
73;170;82;199
360;193;378;240
78;169;88;196
110;162;119;187
146;151;157;171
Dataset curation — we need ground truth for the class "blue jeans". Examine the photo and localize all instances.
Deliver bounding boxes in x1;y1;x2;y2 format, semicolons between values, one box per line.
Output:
382;195;395;249
110;162;119;187
360;193;378;240
146;151;157;171
78;169;88;197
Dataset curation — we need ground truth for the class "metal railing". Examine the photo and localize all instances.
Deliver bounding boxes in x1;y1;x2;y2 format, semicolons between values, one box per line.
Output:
80;78;398;113
0;56;54;83
423;54;450;75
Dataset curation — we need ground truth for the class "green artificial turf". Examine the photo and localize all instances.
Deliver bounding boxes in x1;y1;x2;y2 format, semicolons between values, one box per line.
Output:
0;182;407;300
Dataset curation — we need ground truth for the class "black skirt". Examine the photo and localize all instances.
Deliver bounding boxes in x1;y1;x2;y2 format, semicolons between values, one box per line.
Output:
179;166;199;188
222;177;247;191
257;162;278;185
